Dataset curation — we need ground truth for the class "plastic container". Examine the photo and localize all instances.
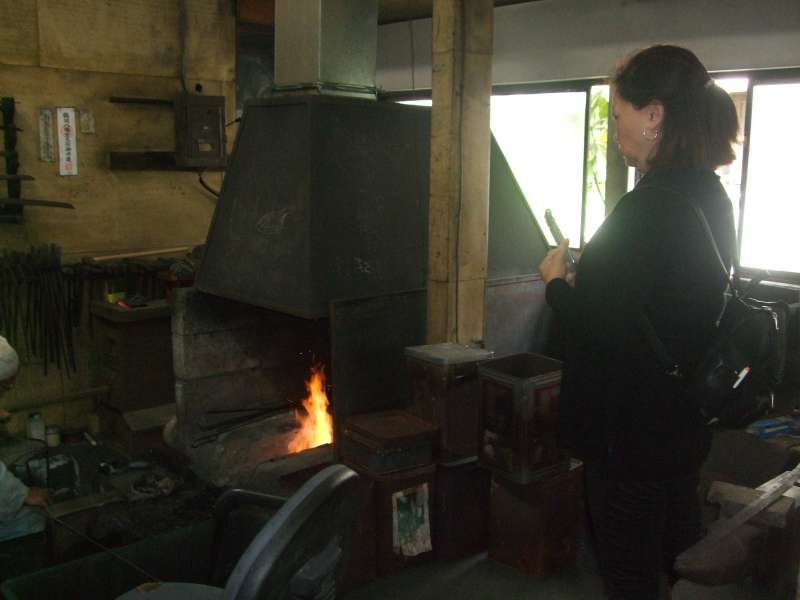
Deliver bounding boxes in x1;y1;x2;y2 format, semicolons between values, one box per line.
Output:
45;425;61;447
405;343;494;458
26;413;45;442
478;353;567;483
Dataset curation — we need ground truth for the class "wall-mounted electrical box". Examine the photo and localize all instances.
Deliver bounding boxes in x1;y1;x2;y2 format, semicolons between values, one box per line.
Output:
108;93;227;171
174;93;227;169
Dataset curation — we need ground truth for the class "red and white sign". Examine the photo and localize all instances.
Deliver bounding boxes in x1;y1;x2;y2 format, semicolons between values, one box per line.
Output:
57;107;78;176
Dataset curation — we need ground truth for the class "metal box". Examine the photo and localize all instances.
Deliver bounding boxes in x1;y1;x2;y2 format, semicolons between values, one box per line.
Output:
433;456;490;561
405;343;493;458
478;353;567;483
340;410;437;475
339;475;377;594
372;464;435;576
174;93;227;168
91;301;174;412
488;459;583;577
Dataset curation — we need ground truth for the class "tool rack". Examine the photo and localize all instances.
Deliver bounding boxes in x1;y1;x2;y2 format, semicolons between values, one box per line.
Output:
0;97;24;222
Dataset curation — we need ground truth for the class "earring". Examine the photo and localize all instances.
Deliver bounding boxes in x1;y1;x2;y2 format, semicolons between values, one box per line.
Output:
642;128;660;142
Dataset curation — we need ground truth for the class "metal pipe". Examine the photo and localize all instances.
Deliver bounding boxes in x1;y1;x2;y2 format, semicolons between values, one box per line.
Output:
86;247;192;263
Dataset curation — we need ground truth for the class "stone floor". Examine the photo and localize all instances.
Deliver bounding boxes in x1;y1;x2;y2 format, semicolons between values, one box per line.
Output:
343;551;778;600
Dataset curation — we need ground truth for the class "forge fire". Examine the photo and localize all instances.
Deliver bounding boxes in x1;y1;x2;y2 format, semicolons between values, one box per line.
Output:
288;365;334;453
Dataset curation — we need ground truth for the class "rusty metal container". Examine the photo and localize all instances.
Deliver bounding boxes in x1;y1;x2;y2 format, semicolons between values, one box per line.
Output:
405;343;494;458
339;475;377;594
372;464;436;576
478;353;567;483
434;456;490;561
340;410;437;475
488;459;584;577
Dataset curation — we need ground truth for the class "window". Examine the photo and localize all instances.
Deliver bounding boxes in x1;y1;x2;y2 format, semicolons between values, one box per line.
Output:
740;79;800;276
490;91;587;247
400;83;608;249
396;67;800;282
622;72;800;281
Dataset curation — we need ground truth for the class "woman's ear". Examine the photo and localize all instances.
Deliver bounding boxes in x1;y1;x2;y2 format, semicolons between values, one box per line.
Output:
647;101;665;128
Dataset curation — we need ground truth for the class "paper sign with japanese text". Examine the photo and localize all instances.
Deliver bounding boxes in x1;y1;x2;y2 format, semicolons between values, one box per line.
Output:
57;107;78;176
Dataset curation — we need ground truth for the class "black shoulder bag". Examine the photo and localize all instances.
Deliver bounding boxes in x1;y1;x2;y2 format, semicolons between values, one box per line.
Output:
639;196;788;428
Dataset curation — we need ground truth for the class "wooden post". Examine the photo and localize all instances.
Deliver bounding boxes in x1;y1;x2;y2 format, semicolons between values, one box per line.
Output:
427;0;494;345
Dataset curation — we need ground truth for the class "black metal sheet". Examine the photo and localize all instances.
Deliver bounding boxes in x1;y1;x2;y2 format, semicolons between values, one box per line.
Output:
487;136;550;280
485;275;553;356
329;289;426;442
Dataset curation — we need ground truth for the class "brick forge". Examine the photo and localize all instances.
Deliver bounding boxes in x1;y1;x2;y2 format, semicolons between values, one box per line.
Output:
170;287;332;489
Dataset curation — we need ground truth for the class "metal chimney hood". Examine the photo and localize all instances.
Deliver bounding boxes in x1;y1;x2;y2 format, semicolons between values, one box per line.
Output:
195;96;431;319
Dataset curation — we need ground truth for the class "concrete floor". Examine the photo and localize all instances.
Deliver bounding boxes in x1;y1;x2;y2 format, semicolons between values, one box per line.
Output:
342;429;796;600
343;551;777;600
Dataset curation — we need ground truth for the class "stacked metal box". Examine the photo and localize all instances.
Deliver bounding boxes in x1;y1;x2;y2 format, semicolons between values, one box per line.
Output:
477;353;568;483
488;459;584;577
477;352;583;577
405;343;494;459
340;409;438;576
404;343;495;561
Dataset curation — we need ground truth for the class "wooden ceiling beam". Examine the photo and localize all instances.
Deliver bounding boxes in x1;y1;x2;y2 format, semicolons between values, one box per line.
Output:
378;0;540;24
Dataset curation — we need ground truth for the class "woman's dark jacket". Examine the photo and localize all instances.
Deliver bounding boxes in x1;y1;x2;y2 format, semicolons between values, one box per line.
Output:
546;167;737;480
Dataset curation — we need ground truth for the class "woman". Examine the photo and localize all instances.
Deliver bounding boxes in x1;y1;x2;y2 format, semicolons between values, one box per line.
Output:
538;45;739;599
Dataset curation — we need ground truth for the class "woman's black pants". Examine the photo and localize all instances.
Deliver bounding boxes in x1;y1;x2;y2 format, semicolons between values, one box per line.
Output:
584;462;704;600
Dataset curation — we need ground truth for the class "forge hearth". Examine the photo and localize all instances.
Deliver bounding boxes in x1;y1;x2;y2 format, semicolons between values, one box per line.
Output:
170;287;332;483
172;288;330;445
187;416;335;492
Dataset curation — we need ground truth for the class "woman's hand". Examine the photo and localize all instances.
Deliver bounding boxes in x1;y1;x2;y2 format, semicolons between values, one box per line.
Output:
538;239;574;285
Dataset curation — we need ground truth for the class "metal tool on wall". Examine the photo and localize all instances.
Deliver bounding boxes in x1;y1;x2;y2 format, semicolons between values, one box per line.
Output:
0;245;81;375
0;96;23;222
0;97;74;222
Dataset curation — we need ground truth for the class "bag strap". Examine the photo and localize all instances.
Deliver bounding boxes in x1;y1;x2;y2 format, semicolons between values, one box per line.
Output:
634;185;734;376
637;312;681;376
646;184;734;287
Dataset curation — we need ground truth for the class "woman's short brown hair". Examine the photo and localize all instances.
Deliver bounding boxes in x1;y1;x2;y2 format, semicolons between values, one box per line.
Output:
612;45;739;170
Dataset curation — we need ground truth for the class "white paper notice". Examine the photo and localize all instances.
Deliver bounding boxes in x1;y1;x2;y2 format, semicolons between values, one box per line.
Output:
57;107;77;176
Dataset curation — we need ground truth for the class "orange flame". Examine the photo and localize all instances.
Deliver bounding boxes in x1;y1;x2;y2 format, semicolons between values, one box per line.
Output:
288;365;333;453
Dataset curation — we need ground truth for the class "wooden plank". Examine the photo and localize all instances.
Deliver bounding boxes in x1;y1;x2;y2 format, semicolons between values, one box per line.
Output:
37;0;234;81
427;0;493;345
708;480;795;529
0;0;38;67
109;151;177;171
38;0;178;77
0;64;227;257
185;0;236;82
123;403;177;432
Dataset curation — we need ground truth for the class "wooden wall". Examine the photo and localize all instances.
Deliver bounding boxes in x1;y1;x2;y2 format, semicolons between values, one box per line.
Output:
0;0;235;259
0;0;235;433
